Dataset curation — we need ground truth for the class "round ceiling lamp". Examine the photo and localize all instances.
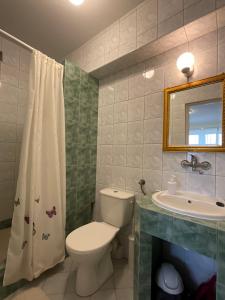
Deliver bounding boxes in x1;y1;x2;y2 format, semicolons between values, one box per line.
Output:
69;0;85;6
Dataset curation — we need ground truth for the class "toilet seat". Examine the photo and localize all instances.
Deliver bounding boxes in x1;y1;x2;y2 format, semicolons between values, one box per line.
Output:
66;221;119;254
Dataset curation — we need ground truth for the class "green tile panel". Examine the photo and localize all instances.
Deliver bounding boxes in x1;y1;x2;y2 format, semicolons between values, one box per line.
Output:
135;196;225;300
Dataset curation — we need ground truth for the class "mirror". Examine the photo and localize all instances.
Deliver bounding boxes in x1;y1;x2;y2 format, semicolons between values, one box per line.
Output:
163;74;225;152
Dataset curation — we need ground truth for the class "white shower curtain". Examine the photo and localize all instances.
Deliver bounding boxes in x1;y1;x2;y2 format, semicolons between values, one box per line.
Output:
4;50;66;286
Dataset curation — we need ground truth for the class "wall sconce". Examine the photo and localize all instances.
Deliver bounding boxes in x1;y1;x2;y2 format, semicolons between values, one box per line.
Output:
176;52;195;78
69;0;85;6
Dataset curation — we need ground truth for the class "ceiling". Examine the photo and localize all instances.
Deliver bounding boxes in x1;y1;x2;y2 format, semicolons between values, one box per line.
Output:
0;0;143;61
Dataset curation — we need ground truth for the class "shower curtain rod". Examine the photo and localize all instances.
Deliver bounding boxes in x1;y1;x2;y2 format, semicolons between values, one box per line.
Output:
0;28;34;52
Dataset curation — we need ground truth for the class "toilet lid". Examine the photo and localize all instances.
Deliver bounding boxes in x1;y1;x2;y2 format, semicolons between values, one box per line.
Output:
66;222;119;253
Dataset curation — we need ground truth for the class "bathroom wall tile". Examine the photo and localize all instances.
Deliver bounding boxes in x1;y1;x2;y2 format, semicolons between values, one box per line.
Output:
164;61;187;88
137;0;157;36
129;65;146;99
114;102;128;123
184;0;201;8
158;0;183;23
162;171;186;191
119;11;137;50
100;145;112;166
112;166;126;189
217;6;225;28
163;152;186;173
105;22;120;54
126;167;142;192
0;143;16;162
19;70;29;89
144;66;164;95
126;145;143;168
101;105;114;126
18;88;28;106
142;169;162;193
0;181;15;221
119;41;137;57
216;176;225;199
112;145;126;166
0;162;15;182
2;38;20;69
144;92;163;119
186;173;216;196
113;123;127;145
0;83;18;105
143;144;162;170
19;49;31;73
1;63;19;87
143;118;163;144
158;12;184;38
99;165;112;185
137;27;157;48
0;123;17;142
101;125;114;145
217;0;225;8
101;82;115;106
216;153;225;176
218;27;225;73
114;74;129;102
127;121;143;145
17;106;27;125
104;48;119;65
184;0;216;25
128;97;144;122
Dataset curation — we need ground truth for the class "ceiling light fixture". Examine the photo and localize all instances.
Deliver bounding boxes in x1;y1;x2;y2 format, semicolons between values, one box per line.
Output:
69;0;85;6
176;52;195;78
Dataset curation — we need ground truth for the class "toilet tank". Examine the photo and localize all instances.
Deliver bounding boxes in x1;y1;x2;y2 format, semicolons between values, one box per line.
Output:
100;188;134;228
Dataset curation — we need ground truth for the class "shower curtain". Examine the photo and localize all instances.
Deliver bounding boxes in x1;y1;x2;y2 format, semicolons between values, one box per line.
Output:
3;50;66;286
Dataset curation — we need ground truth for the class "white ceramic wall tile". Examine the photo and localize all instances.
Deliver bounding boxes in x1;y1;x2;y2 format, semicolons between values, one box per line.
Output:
114;74;129;102
143;169;162;193
0;162;15;182
158;0;183;23
1;63;19;87
19;49;31;73
186;173;216;196
17;105;27;125
163;152;186;173
143;144;162;170
144;92;163;119
2;38;20;69
126;145;143;168
0;181;15;221
216;176;225;199
144;66;164;94
100;145;113;166
102;83;115;106
137;27;157;48
19;70;29;89
218;27;225;73
158;12;184;38
0;143;16;162
119;11;137;49
137;0;157;36
127;121;143;144
216;153;225;176
0;123;17;142
144;118;163;144
0;82;19;105
112;166;126;189
105;22;120;54
162;171;187;191
101;125;114;145
114;102;128;123
217;6;225;28
113;123;127;145
184;0;201;9
128;65;146;99
101;105;114;126
128;97;144;122
184;0;216;25
112;145;126;166
216;0;225;8
0;103;17;123
125;167;142;191
99;165;112;185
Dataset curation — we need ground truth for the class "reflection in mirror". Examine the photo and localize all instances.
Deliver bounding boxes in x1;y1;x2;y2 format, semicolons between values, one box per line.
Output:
168;80;224;149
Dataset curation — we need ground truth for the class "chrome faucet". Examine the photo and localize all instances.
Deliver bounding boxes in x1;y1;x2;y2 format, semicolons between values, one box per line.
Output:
181;154;211;174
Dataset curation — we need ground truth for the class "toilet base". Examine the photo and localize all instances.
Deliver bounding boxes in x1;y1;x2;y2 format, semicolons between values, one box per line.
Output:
76;246;113;297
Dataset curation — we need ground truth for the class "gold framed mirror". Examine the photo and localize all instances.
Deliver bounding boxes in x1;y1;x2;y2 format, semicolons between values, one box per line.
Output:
163;74;225;152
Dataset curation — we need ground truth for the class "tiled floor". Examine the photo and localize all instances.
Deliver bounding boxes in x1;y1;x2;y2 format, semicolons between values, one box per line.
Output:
4;258;133;300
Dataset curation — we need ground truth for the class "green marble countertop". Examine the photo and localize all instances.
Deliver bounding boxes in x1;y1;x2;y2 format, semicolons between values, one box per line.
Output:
137;195;225;232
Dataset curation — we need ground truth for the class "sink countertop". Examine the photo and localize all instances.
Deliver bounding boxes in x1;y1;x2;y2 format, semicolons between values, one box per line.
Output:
137;195;225;232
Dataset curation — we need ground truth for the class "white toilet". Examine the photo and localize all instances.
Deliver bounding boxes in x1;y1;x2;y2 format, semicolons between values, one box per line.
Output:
66;188;134;297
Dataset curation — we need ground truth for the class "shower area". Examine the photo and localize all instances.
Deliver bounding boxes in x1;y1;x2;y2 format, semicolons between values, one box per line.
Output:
0;32;98;299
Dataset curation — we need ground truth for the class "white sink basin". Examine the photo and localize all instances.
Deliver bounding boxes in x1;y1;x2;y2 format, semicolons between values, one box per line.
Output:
152;191;225;221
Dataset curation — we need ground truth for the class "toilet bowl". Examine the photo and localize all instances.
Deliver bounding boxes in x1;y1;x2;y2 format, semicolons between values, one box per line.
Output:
66;221;119;296
66;188;134;296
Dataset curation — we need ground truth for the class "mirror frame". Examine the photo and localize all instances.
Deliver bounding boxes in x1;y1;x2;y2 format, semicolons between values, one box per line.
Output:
163;73;225;152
